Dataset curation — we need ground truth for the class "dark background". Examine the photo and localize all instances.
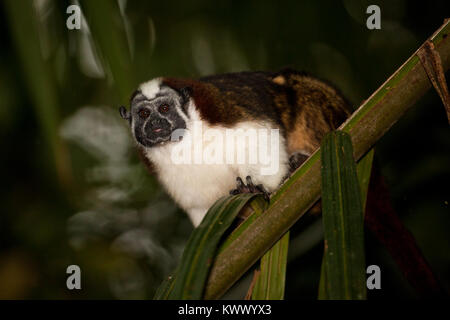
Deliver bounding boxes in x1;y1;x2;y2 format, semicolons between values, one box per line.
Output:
0;0;448;299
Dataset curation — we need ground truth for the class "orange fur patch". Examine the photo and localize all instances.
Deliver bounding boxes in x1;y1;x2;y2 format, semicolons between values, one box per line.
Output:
287;119;316;155
272;75;286;85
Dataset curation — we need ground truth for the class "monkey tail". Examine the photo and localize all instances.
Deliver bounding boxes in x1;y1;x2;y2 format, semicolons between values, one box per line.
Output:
365;163;446;298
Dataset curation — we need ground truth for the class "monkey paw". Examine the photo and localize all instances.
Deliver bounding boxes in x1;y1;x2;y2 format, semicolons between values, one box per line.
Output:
229;176;270;202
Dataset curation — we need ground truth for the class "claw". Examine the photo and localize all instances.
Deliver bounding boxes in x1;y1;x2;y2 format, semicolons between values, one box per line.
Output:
229;188;240;195
229;175;271;202
245;176;257;193
237;177;245;189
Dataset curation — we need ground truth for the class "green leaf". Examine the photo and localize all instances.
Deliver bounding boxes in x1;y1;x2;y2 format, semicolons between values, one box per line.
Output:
4;1;71;185
153;270;177;300
160;193;260;300
319;131;366;300
80;0;137;105
318;148;374;299
318;258;329;299
218;196;268;253
356;149;375;212
251;232;289;300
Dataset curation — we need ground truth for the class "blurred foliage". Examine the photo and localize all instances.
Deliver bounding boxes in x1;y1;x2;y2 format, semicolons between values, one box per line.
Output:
0;0;448;299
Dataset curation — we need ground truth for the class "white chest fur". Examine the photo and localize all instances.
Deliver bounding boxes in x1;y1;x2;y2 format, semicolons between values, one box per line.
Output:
144;109;289;226
148;146;237;226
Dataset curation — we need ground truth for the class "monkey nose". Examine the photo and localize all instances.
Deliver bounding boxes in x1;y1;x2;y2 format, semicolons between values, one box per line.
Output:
150;118;161;126
150;118;164;132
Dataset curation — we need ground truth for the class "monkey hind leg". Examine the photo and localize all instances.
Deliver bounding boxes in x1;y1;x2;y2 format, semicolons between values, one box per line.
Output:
279;150;322;221
278;151;311;187
229;176;270;202
289;152;310;173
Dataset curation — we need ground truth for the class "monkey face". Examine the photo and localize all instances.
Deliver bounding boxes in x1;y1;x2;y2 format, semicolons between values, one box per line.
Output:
120;83;190;148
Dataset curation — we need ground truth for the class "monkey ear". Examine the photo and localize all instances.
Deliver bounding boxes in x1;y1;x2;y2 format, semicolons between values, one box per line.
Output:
119;106;131;124
179;87;193;113
180;86;193;102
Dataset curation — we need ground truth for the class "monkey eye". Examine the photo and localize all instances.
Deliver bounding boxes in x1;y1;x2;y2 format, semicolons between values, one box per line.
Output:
158;104;169;113
138;109;150;119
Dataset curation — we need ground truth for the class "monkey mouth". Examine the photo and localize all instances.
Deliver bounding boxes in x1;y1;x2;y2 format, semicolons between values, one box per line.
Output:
135;124;173;148
138;130;172;147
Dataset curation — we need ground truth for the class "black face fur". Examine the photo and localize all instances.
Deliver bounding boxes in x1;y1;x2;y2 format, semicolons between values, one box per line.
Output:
120;85;189;148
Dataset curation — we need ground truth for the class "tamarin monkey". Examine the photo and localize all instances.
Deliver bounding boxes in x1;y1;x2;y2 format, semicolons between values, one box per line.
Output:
119;69;351;226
